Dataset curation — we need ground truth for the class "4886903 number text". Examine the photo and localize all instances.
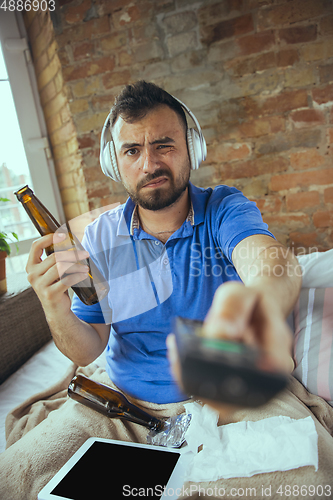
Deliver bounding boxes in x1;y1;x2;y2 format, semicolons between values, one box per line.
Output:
0;0;55;11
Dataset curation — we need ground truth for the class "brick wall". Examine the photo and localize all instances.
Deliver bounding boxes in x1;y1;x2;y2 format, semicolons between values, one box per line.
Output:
26;0;333;251
23;9;89;221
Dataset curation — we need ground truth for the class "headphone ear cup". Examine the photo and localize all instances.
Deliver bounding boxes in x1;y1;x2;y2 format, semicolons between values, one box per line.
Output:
109;140;121;181
187;128;203;170
100;139;121;182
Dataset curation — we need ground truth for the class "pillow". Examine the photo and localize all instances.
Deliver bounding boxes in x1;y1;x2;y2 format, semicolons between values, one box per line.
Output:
297;249;333;288
293;287;333;406
0;287;52;385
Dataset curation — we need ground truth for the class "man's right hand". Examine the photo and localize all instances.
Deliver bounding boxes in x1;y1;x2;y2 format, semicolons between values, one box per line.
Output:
25;233;90;319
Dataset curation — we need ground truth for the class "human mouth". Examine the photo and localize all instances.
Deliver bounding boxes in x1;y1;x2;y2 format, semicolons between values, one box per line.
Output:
143;177;168;188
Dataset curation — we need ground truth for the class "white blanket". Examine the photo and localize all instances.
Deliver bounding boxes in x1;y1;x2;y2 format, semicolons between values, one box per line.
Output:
0;341;73;453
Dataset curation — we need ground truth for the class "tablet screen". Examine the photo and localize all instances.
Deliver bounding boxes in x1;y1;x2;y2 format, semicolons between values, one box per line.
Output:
50;441;180;499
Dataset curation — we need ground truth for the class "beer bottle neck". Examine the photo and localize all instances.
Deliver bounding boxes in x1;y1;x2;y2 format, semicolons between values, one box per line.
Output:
19;192;60;235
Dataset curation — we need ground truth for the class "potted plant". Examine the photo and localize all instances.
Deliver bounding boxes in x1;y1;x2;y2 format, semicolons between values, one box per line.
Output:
0;197;19;295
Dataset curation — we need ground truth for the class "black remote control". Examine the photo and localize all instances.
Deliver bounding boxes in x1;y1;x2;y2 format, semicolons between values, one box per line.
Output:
173;316;288;407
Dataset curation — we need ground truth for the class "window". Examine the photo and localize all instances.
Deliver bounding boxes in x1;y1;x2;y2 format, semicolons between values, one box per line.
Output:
0;12;64;275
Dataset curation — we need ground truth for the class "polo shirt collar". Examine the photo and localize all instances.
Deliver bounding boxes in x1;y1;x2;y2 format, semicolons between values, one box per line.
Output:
117;181;206;237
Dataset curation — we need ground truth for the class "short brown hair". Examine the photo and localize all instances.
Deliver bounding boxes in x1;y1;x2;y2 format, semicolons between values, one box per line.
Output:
110;81;187;132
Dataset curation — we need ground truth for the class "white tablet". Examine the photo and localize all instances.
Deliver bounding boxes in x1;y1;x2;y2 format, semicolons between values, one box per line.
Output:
38;437;191;500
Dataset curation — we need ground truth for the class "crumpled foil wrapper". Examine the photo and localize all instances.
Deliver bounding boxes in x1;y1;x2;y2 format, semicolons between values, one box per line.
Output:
147;413;192;448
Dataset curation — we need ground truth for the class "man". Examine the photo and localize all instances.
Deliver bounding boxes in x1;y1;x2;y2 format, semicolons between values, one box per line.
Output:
2;82;330;499
28;81;298;408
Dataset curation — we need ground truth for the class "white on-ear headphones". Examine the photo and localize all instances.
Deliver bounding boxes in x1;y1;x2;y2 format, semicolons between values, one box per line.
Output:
99;95;207;182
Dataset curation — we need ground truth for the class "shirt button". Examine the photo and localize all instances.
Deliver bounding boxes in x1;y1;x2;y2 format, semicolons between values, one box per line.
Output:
154;240;160;245
163;258;169;265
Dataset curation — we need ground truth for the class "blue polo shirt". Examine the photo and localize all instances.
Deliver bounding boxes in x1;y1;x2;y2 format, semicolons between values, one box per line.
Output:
72;182;274;403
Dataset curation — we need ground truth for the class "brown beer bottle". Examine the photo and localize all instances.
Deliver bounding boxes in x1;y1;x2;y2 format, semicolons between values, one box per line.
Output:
68;375;164;431
15;185;109;306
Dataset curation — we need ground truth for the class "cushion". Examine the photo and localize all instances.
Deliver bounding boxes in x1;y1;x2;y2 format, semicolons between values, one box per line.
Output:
293;287;333;406
0;287;52;385
297;249;333;288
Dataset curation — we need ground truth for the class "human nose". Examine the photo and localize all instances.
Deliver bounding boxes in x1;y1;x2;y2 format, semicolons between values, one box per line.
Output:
142;148;158;174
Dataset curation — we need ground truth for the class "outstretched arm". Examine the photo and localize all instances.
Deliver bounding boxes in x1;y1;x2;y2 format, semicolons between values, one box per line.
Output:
204;235;302;372
167;234;302;415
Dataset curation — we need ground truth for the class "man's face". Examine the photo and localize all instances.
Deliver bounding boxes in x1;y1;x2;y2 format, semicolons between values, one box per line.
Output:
112;105;191;211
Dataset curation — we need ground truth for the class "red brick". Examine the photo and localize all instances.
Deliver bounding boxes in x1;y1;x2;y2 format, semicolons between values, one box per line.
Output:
73;41;95;60
83;165;105;184
76;111;107;134
78;134;96;149
324;186;333;203
221;156;288;179
286;191;320;211
201;14;254;45
276;48;299;68
238;118;271;138
289;231;320;248
119;51;133;67
113;4;144;28
263;214;310;227
319;64;333;84
270;168;333;191
270;116;286;134
312;83;333;105
102;70;131;90
313;210;333;228
320;15;333;35
278;25;317;45
87;186;111;199
302;38;333;62
253;195;283;213
63;56;115;82
290;109;326;128
57;47;70;66
56;16;110;45
198;1;243;26
64;0;92;24
94;0;132;16
257;0;333;29
98;195;127;209
237;31;275;56
99;32;129;53
330;107;333;124
255;129;322;155
69;98;89;115
209;142;252;163
228;52;276;76
328;128;333;144
290;149;326;170
91;94;116;111
243;89;308;118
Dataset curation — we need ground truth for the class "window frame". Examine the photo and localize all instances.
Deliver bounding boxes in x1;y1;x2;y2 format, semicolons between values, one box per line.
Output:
0;11;64;256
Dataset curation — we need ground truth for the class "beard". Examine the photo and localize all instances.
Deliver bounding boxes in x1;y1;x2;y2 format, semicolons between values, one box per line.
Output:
123;161;191;211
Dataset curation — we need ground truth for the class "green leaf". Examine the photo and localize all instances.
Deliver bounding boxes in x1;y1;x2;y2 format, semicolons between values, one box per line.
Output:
0;197;10;202
0;239;11;255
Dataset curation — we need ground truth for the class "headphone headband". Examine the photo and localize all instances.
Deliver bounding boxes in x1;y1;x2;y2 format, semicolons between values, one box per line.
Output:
100;95;207;182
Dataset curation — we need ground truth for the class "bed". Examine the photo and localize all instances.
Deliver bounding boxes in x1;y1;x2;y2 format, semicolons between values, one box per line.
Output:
1;250;332;456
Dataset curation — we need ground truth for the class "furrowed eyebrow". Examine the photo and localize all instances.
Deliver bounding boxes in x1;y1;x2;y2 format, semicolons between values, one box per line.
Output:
120;142;141;151
150;136;175;145
120;137;175;151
